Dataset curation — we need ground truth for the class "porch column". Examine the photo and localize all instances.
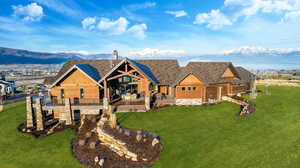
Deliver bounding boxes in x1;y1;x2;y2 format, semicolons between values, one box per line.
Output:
35;98;44;131
26;96;34;128
203;87;207;103
64;98;73;125
103;80;109;110
217;87;222;101
145;80;151;111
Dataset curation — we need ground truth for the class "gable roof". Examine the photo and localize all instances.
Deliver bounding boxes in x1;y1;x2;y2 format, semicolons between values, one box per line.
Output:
98;58;159;84
50;64;101;88
173;62;237;86
235;67;255;83
45;59;252;87
45;59;180;86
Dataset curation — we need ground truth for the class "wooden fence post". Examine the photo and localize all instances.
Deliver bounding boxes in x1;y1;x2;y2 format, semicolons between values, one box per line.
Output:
35;98;44;131
26;96;34;128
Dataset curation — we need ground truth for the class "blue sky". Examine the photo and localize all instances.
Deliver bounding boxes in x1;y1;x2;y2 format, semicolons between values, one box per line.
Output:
1;0;300;68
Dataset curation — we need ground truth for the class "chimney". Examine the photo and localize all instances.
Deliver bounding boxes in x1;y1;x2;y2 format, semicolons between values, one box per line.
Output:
112;50;118;60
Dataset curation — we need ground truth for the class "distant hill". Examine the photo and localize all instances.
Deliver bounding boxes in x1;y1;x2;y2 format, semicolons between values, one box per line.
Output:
0;47;111;64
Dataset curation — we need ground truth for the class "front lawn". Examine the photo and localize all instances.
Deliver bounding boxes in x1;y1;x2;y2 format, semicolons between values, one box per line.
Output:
1;86;300;168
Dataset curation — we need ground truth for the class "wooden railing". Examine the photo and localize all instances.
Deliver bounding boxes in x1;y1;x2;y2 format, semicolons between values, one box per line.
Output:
49;98;103;106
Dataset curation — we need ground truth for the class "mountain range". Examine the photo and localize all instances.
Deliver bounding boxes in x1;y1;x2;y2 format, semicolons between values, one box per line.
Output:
0;47;111;64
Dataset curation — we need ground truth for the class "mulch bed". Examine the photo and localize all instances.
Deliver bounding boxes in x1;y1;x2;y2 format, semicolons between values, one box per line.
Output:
18;122;78;138
72;115;163;168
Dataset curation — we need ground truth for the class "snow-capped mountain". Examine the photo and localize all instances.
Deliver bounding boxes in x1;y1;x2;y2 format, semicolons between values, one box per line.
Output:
217;46;300;55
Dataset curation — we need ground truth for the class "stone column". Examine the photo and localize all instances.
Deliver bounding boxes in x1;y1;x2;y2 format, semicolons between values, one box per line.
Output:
35;98;44;131
250;79;257;99
145;81;151;111
26;96;34;128
0;96;3;112
64;98;73;125
103;80;109;110
108;105;117;128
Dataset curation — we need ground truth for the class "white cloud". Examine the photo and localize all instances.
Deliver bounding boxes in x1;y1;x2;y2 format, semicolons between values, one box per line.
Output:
127;24;147;39
81;17;96;30
33;0;79;16
225;0;297;17
12;3;44;21
81;16;148;39
194;9;232;30
126;2;156;10
97;17;129;35
129;48;185;58
283;10;300;21
165;10;188;17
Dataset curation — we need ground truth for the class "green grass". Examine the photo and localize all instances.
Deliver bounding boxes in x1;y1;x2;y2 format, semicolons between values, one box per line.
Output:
1;86;300;168
0;103;83;168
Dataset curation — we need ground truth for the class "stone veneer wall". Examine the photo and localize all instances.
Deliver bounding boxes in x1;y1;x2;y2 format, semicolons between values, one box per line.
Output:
175;98;203;106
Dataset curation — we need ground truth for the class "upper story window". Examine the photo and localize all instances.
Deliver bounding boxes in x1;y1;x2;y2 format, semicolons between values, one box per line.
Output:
80;88;84;99
60;89;64;99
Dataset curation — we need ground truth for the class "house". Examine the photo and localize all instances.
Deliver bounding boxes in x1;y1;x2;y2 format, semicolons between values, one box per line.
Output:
39;54;255;123
0;72;15;99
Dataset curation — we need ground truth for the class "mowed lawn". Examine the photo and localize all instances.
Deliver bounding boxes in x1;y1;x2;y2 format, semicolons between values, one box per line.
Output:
0;86;300;168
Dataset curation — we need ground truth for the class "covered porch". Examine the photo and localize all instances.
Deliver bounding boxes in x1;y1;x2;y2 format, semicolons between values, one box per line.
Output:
100;59;157;111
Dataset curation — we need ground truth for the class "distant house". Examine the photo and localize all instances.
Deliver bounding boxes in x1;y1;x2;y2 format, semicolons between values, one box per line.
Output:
42;54;255;121
0;73;15;98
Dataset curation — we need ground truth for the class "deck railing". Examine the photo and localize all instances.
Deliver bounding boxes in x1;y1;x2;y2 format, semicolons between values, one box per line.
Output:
45;98;103;106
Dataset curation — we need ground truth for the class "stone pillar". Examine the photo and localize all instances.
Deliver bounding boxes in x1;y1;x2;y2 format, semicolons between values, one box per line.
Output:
64;98;73;125
103;80;109;110
35;98;44;131
26;96;34;128
217;87;222;101
0;96;3;112
145;96;151;111
108;105;117;128
145;81;151;111
250;79;257;99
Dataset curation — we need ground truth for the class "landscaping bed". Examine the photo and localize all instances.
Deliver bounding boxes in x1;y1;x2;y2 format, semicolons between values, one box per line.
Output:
72;115;163;168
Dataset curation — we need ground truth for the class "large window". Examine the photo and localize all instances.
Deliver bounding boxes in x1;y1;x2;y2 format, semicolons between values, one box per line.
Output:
80;88;84;99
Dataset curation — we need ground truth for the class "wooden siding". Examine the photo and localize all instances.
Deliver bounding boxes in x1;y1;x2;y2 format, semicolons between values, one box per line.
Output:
222;68;236;78
176;74;204;99
158;85;168;95
50;69;100;99
232;84;248;94
206;86;218;100
179;74;203;86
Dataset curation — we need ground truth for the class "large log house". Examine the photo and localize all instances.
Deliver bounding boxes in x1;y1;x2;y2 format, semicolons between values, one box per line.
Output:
42;54;255;122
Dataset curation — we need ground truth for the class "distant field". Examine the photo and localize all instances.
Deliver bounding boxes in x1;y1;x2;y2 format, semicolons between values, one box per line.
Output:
1;86;300;168
257;79;300;87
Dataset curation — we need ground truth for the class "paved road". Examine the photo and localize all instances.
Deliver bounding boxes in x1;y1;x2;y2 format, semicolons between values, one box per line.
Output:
2;94;27;105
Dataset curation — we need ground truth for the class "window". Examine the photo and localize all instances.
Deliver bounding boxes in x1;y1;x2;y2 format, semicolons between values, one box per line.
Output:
60;89;64;99
182;87;185;91
193;87;196;90
188;87;191;91
80;88;84;99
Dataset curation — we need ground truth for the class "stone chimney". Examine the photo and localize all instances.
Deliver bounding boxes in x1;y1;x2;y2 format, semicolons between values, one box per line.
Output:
112;50;118;60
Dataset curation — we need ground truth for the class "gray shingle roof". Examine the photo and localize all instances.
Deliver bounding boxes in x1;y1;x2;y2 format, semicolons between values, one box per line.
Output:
44;59;249;87
45;59;180;85
173;62;236;85
236;67;255;83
